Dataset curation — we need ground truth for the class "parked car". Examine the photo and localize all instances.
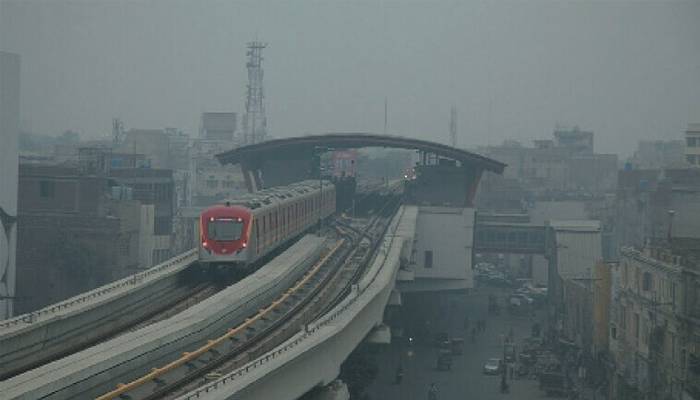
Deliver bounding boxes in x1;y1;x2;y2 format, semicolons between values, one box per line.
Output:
483;358;503;375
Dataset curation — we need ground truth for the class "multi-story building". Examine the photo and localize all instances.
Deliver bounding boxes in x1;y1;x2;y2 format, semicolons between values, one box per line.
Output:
553;125;594;155
0;51;20;319
120;129;171;169
611;242;700;400
630;140;686;170
14;164;151;313
615;168;700;254
108;168;174;265
200;112;237;142
685;124;700;167
478;127;617;199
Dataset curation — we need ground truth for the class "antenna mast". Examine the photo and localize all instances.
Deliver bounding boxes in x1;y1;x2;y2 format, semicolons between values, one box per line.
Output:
112;118;124;146
449;106;457;147
242;41;268;145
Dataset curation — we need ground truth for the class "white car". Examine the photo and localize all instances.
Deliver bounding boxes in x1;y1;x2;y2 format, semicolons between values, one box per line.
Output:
483;358;503;375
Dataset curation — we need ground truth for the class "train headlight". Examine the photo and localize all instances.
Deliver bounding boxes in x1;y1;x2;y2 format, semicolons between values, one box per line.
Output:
202;241;209;248
242;242;247;248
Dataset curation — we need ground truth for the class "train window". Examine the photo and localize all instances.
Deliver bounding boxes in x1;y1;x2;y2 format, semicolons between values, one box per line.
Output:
255;222;259;249
207;219;244;241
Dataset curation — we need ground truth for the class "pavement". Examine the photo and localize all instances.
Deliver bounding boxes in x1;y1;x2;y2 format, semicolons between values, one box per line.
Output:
365;286;554;400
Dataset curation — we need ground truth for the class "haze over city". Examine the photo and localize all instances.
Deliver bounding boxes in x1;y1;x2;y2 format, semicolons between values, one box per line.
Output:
4;2;700;400
2;0;700;155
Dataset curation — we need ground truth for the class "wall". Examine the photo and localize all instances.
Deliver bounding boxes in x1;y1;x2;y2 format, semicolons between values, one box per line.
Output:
551;220;602;279
410;207;474;290
0;52;20;319
139;205;155;268
15;165;142;312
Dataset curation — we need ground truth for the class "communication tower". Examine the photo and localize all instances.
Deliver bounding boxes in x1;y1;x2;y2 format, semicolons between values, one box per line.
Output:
112;118;125;146
449;106;457;147
242;41;268;145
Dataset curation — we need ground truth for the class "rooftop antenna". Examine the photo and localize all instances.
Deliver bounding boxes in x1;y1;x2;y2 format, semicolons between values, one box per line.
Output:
243;41;268;145
112;118;124;146
449;106;457;147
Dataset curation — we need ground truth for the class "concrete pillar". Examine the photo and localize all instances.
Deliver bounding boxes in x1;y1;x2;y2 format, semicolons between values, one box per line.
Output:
464;167;483;207
0;52;20;319
241;164;259;193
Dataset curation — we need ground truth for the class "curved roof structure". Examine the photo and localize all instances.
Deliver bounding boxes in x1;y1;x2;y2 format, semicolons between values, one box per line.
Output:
216;133;506;173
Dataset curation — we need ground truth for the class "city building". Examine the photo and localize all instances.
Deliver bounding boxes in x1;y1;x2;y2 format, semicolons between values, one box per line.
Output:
14;164;150;313
398;206;475;292
685;123;700;167
108;168;175;265
200;112;237;142
611;241;700;400
478;126;617;199
0;51;20;318
192;157;246;207
553;125;594;155
120;129;171;169
615;168;700;254
630;140;686;170
547;220;602;345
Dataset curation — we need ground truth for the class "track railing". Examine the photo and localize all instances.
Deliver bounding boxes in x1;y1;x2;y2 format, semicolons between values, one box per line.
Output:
0;249;197;330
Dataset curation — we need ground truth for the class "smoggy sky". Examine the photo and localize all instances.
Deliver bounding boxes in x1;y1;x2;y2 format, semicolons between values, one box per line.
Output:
1;0;699;156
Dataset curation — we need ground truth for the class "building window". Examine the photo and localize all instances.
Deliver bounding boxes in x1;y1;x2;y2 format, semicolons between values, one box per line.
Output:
611;325;617;340
424;250;433;269
39;181;55;198
687;155;697;165
154;217;172;235
671;282;677;307
620;306;627;330
642;272;652;291
206;180;218;189
687;137;698;147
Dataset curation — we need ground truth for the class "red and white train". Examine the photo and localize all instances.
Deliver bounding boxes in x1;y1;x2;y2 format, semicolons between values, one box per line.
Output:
199;180;335;268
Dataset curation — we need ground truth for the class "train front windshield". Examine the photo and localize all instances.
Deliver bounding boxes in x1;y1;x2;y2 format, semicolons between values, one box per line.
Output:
207;219;244;241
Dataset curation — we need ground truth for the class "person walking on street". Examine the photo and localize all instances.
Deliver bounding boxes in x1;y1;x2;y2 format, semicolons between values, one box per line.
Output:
395;365;404;384
500;375;509;393
428;382;439;400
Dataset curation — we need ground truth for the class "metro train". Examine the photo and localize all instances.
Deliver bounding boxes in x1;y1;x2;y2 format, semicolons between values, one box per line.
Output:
198;180;336;268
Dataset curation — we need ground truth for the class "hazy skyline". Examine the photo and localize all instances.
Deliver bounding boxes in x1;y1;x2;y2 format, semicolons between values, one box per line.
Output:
1;0;699;156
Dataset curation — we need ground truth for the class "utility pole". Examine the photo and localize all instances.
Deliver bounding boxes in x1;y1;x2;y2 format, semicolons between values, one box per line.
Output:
449;106;457;147
384;97;388;135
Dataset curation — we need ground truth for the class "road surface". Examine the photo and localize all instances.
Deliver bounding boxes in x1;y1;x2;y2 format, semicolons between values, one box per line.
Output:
366;287;551;400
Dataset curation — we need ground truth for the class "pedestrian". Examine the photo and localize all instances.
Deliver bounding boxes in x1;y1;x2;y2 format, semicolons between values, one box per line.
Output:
428;382;439;400
509;364;514;380
395;365;404;384
500;375;509;393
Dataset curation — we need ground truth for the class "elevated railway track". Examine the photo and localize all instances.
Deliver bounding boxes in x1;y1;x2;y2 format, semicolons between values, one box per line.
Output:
0;187;401;400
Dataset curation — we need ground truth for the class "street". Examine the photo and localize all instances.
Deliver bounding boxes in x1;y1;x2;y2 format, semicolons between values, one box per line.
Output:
366;287;552;400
